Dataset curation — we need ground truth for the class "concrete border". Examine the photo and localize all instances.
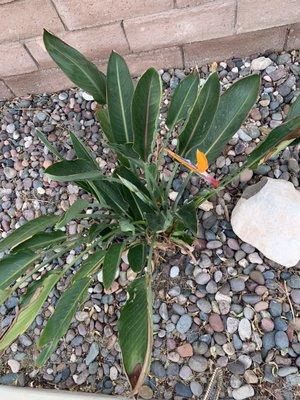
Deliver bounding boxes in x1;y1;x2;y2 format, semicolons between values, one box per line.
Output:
0;385;127;399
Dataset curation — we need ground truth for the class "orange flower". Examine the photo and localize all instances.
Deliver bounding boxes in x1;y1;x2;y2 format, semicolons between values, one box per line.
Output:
166;148;219;188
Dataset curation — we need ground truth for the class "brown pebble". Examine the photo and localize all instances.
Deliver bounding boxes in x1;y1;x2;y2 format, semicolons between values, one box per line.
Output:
176;343;194;358
208;313;224;332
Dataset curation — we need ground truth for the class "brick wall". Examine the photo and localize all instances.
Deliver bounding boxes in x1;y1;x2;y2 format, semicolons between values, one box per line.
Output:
0;0;299;99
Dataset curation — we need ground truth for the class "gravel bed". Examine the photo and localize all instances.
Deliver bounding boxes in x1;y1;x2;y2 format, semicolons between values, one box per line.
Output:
0;49;300;400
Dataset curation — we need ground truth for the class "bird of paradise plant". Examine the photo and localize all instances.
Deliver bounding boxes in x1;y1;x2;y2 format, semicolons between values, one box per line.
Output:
0;29;299;397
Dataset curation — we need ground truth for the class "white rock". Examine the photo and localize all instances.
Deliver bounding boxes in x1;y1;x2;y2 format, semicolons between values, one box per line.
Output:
81;91;94;101
251;57;272;71
231;178;300;268
199;200;214;211
232;384;255;400
238;318;252;341
8;359;20;373
170;266;180;278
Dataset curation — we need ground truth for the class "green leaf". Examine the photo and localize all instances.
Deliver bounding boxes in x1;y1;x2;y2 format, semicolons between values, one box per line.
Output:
12;231;66;253
118;276;152;394
36;251;105;366
107;51;134;143
176;202;198;236
0;272;61;351
243;116;300;170
92;180;129;216
132;68;162;161
55;199;90;229
88;224;112;242
36;129;63;160
43;30;106;104
119;219;136;234
145;210;173;233
36;277;90;367
0;250;40;290
109;143;142;166
287;94;300;121
45;159;102;181
71;250;105;282
128;243;146;273
200;74;260;163
70;132;98;167
95;108;114;143
166;73;199;131
103;242;124;289
0;215;59;253
178;72;220;161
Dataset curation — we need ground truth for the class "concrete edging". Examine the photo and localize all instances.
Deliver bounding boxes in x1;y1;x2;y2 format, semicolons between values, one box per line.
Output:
0;385;127;399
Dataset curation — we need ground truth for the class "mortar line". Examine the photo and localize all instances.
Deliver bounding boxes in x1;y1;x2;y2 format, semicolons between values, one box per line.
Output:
121;20;132;53
50;0;69;31
23;43;40;69
0;78;16;98
233;0;238;34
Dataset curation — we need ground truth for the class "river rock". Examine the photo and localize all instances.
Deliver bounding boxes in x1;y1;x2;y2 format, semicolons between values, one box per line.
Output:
231;178;300;268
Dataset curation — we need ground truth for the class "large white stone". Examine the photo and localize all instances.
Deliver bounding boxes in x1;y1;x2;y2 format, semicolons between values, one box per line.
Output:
231;178;300;268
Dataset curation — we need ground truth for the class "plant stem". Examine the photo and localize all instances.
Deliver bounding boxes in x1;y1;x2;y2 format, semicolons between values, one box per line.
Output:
173;172;192;210
146;236;156;276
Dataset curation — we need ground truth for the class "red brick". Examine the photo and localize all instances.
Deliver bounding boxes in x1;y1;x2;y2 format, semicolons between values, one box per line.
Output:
95;46;183;78
26;23;129;69
0;42;37;77
124;0;235;52
176;0;212;7
125;46;183;76
0;0;64;43
183;27;287;68
96;47;183;77
287;24;300;50
53;0;173;30
0;80;14;100
237;0;300;34
4;68;73;97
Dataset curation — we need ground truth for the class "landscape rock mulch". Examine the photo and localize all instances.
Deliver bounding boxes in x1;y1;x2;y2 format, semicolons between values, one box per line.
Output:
0;49;300;400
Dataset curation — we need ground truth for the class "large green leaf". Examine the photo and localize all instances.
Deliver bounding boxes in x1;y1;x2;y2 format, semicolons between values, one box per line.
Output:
118;276;153;394
178;72;220;161
55;199;90;229
128;243;147;273
166;73;199;131
43;30;106;104
103;242;124;289
37;251;104;366
132;68;162;161
0;250;40;290
0;215;59;253
95;108;114;143
287;94;300;121
107;51;134;143
115;166;155;209
199;74;260;163
243;116;300;170
287;95;300;145
45;159;102;181
12;231;66;253
36;277;90;367
70;132;98;167
0;272;61;350
71;250;105;282
176;202;198;236
91;180;129;216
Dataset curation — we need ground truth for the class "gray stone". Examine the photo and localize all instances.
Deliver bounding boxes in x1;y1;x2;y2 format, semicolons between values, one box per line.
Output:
151;361;166;378
232;384;255;399
176;314;192;334
251;57;272;71
175;382;192;397
85;342;99;366
275;331;289;350
188;355;208;372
